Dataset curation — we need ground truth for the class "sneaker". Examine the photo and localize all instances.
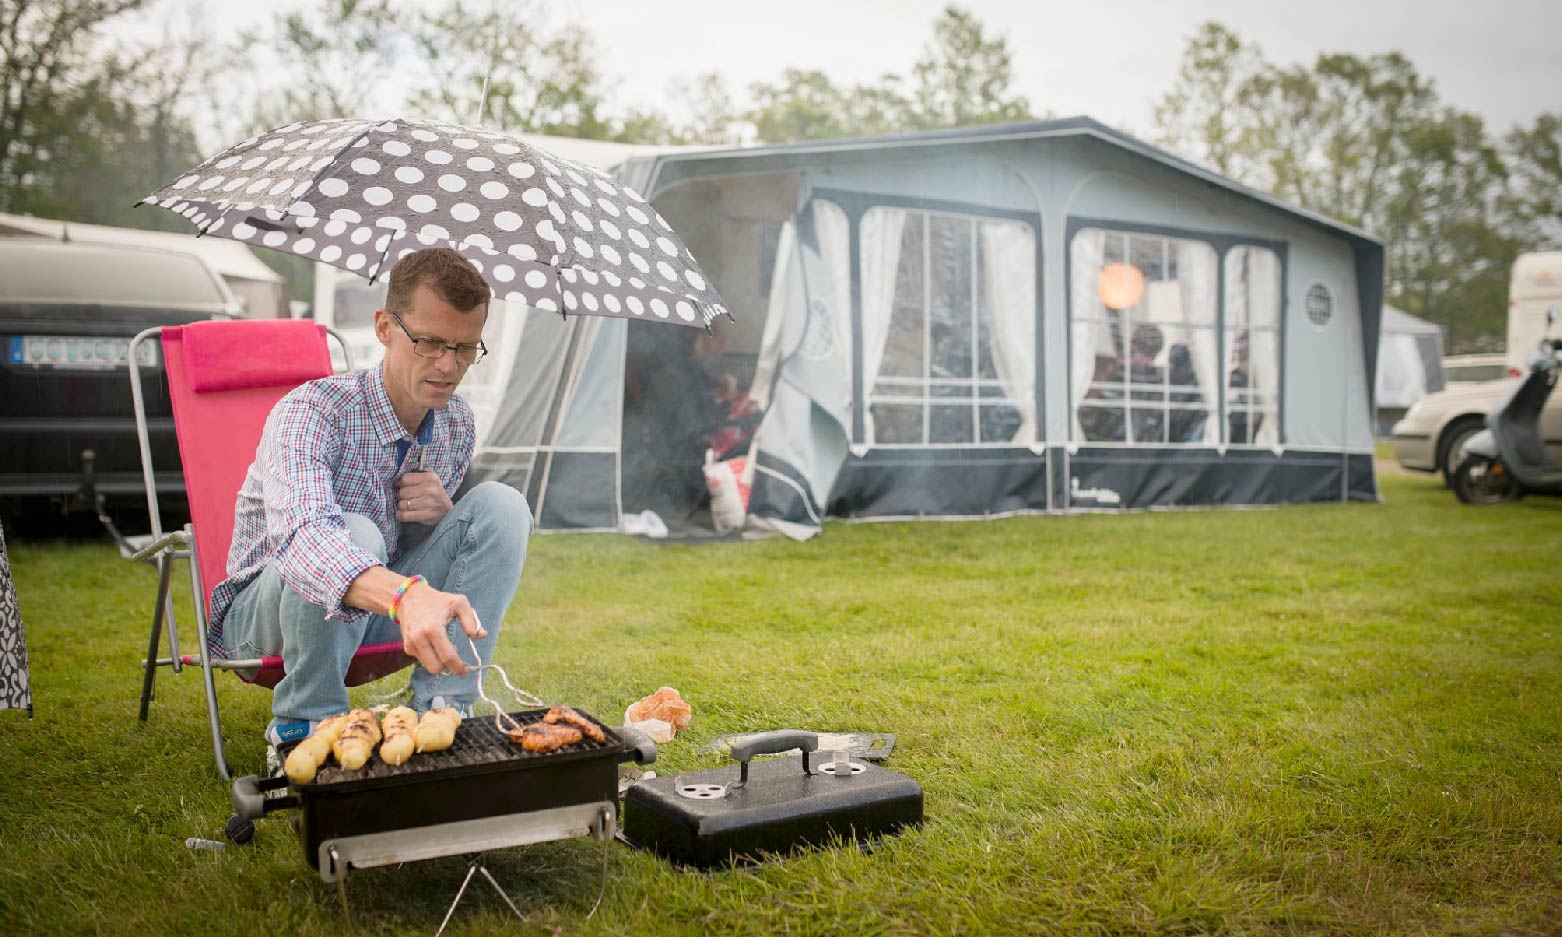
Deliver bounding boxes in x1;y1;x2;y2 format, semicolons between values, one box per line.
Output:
264;718;317;748
263;719;318;780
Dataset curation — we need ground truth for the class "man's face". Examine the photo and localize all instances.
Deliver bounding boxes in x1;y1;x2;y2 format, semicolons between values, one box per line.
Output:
374;282;487;415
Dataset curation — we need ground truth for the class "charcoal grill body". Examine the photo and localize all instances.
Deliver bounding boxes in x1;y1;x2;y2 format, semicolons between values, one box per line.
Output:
298;741;622;870
232;709;653;877
622;731;923;868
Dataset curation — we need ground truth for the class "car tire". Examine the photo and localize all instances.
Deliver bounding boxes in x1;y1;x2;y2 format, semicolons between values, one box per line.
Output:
1451;454;1522;505
1438;417;1485;487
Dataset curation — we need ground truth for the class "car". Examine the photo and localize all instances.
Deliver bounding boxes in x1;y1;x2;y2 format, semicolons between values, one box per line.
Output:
1;238;242;528
1440;353;1515;386
1390;374;1562;483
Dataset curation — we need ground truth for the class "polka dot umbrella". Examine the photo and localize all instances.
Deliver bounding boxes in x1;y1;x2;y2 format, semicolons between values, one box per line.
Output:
139;117;729;328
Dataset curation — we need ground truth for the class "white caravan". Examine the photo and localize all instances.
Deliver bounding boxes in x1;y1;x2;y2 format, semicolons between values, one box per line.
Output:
1510;251;1562;366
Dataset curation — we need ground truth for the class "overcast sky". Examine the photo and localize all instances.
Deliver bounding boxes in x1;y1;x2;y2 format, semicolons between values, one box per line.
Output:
127;0;1562;139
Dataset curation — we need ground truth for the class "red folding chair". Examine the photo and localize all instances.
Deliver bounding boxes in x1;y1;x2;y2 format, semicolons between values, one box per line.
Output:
129;319;413;779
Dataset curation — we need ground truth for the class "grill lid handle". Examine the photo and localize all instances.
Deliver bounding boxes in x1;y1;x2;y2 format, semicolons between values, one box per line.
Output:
729;730;819;789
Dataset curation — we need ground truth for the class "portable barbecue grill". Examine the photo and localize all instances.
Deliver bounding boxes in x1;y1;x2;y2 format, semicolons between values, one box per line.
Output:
231;708;655;886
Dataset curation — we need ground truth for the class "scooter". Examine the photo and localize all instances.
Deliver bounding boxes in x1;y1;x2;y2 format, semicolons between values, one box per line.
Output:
1452;313;1562;505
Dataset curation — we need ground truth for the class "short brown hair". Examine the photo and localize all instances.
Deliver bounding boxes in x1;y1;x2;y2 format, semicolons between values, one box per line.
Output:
385;247;490;317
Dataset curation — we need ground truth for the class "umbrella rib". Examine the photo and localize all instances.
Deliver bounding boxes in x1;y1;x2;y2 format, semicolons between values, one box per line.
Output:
367;229;401;285
278;119;387;235
196;205;230;238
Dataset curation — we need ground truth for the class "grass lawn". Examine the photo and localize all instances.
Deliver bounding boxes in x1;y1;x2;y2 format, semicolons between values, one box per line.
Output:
2;471;1560;935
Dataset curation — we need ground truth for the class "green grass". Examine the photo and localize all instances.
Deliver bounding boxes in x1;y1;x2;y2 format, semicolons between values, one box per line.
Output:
3;471;1561;936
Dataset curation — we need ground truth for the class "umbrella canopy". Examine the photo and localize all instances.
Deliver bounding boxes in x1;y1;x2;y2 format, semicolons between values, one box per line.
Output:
140;117;728;328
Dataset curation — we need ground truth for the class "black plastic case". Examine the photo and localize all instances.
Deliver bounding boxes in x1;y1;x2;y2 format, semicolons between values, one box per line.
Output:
621;730;923;868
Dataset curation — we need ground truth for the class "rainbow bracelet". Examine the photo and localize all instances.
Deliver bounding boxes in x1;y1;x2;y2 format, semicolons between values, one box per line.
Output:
388;574;426;622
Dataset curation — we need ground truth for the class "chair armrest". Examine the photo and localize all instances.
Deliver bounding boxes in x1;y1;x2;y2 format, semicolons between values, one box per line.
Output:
131;530;190;563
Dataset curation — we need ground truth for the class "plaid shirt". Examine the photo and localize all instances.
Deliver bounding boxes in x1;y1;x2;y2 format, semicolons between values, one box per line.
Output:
208;364;475;654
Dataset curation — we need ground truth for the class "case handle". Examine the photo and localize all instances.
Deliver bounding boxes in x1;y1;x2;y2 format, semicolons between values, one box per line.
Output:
729;730;819;788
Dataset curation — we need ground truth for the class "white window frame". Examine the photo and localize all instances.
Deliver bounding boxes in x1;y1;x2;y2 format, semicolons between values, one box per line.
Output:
1071;228;1219;447
1223;247;1283;448
866;208;1034;449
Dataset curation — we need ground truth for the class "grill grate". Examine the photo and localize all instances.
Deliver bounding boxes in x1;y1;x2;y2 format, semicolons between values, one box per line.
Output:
304;708;619;787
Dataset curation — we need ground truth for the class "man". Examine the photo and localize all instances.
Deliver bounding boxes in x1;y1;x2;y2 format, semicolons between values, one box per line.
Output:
211;247;531;751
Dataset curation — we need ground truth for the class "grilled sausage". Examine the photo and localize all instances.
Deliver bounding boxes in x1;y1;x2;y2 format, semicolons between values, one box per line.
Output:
413;707;462;753
332;708;382;771
378;706;418;766
283;714;349;784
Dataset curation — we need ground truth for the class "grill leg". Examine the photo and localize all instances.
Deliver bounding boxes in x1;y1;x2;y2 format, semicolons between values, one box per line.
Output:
138;555;175;721
435;855;526;937
328;846;352;927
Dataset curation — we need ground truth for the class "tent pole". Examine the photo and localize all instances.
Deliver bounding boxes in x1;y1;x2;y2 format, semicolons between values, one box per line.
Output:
1340;325;1351;503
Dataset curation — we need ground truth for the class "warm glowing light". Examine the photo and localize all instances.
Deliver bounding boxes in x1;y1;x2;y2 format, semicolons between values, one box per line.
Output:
1098;262;1145;310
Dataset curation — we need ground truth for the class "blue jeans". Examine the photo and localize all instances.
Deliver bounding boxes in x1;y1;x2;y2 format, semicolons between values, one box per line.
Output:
222;482;532;724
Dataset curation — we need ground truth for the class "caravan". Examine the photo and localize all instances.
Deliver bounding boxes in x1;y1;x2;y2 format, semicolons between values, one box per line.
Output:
1509;251;1562;368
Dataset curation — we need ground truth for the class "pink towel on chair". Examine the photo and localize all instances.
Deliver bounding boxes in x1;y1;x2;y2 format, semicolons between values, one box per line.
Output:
181;318;334;394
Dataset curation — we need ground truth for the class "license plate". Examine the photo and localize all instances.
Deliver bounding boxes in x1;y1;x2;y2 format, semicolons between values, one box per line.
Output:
8;335;159;371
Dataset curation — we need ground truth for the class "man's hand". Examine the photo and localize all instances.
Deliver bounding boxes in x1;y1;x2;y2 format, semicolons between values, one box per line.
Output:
395;471;452;526
394;580;486;676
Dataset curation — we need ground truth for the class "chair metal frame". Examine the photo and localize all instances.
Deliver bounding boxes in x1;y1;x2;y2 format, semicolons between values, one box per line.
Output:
127;323;354;780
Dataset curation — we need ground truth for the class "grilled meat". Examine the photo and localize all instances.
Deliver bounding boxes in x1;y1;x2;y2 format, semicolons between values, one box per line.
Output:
542;705;607;744
508;722;583;753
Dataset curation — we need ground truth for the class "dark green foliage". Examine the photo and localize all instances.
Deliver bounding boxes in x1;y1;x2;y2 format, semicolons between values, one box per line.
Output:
0;0;203;228
1152;22;1546;354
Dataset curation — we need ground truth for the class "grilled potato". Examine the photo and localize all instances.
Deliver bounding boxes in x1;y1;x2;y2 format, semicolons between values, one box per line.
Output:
413;707;461;753
283;714;349;784
378;706;417;766
332;708;382;771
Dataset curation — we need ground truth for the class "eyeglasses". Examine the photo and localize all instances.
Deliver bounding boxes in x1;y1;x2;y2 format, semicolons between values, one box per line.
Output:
386;310;487;365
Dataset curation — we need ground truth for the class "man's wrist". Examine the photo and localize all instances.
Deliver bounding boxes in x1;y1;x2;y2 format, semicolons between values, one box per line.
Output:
388;574;427;622
343;564;416;619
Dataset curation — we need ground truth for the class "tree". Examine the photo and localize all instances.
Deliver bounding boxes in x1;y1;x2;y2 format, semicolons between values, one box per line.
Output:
717;5;1029;144
1505;113;1562;248
406;0;614;138
1305;52;1440;232
231;0;406;136
1;0;214;230
1;0;147;212
1382;110;1515;350
746;69;856;143
1230;61;1321;203
1154;24;1519;353
907;5;1030;130
661;72;746;145
1151;22;1265;178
